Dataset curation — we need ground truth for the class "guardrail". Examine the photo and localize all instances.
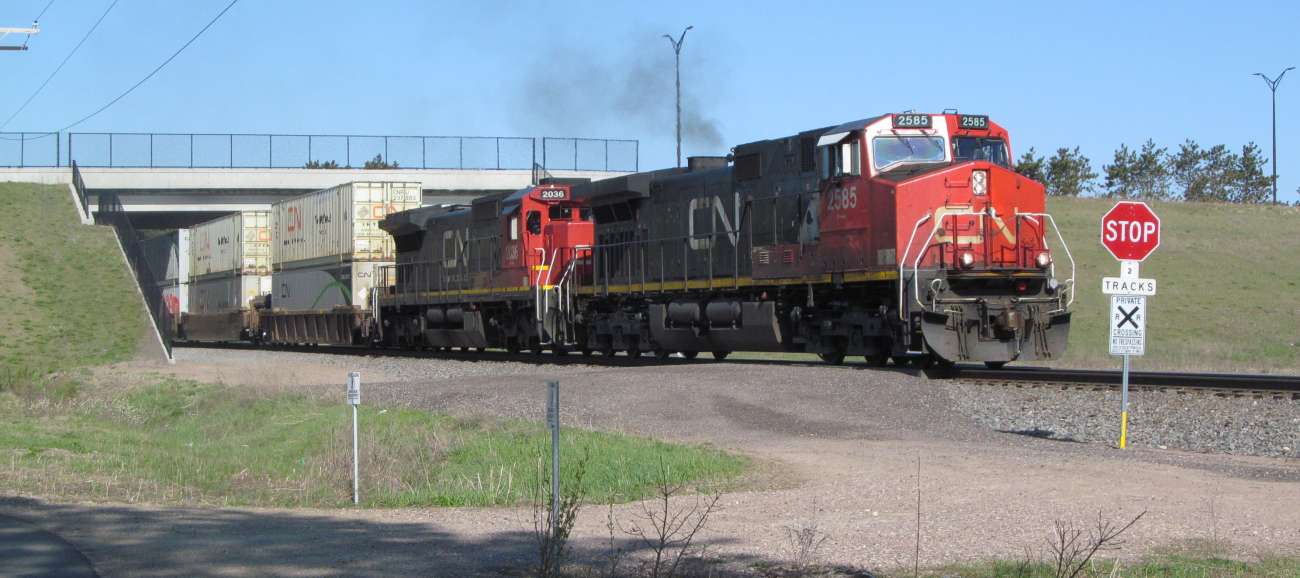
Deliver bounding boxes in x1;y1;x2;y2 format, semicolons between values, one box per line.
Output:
71;161;90;219
0;132;60;167
96;190;176;358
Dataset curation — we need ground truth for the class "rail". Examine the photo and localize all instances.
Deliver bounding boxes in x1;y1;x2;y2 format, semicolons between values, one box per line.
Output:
96;191;176;358
950;366;1300;394
0;131;59;167
71;161;90;220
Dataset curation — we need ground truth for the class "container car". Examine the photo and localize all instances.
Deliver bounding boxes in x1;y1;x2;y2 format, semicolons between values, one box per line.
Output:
259;181;422;344
182;211;271;341
139;229;190;334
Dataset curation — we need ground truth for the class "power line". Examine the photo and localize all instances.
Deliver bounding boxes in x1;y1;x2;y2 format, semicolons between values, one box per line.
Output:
0;0;119;131
54;0;240;134
35;0;57;23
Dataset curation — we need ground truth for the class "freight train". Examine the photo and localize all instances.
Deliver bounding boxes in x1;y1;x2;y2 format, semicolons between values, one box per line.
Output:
175;113;1074;367
371;112;1074;367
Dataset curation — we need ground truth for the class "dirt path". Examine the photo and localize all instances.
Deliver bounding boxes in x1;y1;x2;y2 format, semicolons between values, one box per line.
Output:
6;349;1296;576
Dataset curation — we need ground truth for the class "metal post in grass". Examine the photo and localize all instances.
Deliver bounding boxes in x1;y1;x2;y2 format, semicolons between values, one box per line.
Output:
545;380;560;536
347;372;361;504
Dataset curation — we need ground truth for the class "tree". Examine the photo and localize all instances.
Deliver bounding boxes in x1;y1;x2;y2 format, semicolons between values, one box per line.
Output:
1015;147;1047;183
1170;140;1234;202
1104;140;1170;199
1044;147;1098;197
363;154;399;170
1229;143;1271;204
304;159;340;169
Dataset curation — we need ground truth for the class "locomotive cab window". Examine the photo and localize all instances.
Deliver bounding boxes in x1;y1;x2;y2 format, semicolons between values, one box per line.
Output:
872;136;947;170
526;211;541;235
953;137;1010;167
548;206;573;220
580;207;592;221
818;138;861;180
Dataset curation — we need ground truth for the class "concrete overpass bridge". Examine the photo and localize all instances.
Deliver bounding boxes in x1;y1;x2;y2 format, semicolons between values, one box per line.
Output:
1;131;638;227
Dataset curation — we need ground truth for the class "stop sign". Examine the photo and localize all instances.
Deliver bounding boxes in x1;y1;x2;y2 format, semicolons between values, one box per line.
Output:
1100;201;1161;261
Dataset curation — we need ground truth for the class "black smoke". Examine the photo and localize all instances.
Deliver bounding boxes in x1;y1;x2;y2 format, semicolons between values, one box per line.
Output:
514;36;724;153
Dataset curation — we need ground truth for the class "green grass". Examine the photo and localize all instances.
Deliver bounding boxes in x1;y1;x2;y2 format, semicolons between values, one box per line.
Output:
917;551;1300;577
0;182;145;388
0;377;747;508
1046;197;1300;373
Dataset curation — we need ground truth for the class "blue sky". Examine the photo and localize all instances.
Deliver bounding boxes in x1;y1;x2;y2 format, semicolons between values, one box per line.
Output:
2;0;1297;202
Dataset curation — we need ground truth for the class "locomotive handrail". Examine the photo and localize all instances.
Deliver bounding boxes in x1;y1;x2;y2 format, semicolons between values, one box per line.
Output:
1014;211;1075;312
902;209;1073;318
898;214;933;320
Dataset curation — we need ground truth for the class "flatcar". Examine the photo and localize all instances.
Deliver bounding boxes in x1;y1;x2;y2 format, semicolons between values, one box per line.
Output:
376;112;1074;367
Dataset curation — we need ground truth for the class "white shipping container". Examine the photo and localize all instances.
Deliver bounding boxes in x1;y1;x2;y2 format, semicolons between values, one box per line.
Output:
272;182;422;267
190;211;271;278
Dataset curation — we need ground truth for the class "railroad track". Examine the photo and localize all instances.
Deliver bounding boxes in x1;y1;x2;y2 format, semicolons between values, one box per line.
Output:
174;341;1300;396
948;366;1300;397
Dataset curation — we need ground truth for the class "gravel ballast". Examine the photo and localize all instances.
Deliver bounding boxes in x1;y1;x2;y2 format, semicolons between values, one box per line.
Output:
947;381;1300;458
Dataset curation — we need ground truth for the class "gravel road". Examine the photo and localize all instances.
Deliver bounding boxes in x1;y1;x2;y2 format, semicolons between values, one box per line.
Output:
7;348;1296;577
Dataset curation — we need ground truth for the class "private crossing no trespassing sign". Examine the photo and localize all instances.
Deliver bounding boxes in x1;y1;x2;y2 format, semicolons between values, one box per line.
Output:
1108;295;1146;356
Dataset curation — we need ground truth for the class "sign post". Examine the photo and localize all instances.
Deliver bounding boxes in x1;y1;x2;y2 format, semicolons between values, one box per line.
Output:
545;380;561;538
347;371;361;504
1100;202;1160;450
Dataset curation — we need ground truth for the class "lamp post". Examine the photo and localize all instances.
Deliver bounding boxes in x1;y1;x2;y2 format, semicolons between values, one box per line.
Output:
663;26;693;168
1253;67;1295;205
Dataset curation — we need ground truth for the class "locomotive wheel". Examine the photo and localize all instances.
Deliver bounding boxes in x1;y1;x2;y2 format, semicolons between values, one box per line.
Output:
581;348;593;357
506;339;520;355
654;348;672;360
818;351;846;365
711;351;730;361
891;356;914;367
552;344;569;356
680;351;699;360
984;361;1007;369
626;348;642;358
600;343;616;357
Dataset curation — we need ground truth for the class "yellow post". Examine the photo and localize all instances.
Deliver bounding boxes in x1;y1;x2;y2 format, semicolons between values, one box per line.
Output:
1119;410;1128;449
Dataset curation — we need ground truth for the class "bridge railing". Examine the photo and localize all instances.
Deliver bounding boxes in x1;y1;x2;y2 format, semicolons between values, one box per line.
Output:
62;132;638;172
0;132;60;167
96;190;176;358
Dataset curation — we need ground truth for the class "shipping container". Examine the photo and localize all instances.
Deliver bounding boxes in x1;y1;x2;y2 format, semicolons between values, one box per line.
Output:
272;182;422;267
189;273;271;314
190;211;271;278
140;229;192;320
272;261;386;311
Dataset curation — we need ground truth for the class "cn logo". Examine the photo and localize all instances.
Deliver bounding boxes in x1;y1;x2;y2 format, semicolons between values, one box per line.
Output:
286;206;303;233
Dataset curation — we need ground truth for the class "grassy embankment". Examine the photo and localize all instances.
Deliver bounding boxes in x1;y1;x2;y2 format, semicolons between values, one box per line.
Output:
1047;196;1299;373
0;182;144;395
0;182;746;507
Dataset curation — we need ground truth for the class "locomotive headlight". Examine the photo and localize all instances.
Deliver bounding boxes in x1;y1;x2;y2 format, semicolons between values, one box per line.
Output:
959;252;975;268
971;169;988;196
1035;251;1052;268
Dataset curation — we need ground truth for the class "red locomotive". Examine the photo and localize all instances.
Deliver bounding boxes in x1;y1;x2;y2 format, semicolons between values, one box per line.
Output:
378;113;1073;367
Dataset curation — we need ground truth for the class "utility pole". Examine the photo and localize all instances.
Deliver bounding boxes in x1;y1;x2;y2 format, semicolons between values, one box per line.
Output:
0;23;40;51
1253;67;1295;205
663;26;692;168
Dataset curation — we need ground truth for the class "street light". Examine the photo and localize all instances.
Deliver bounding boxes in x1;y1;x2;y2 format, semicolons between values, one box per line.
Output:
1253;66;1295;205
663;26;692;168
